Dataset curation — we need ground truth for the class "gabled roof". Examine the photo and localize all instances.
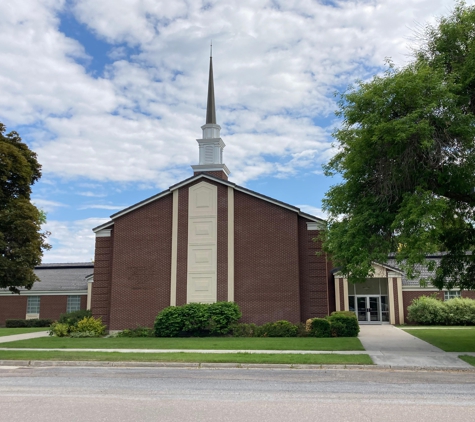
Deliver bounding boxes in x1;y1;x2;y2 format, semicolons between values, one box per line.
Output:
93;173;326;232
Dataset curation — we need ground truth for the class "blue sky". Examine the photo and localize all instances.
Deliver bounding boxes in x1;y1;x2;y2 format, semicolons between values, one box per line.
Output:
0;0;459;262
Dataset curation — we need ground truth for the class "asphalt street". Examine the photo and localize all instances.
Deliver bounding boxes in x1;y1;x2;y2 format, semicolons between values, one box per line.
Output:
0;366;474;421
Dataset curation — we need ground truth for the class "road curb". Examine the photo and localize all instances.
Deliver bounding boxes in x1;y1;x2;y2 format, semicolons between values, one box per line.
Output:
0;360;474;372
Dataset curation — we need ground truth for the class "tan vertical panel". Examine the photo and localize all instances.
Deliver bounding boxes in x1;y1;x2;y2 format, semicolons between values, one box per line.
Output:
388;277;395;324
170;189;179;306
334;278;341;311
227;187;234;302
397;277;404;324
343;279;349;311
87;282;93;310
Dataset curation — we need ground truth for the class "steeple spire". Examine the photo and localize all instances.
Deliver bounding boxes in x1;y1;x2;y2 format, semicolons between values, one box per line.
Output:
206;43;216;124
191;46;230;180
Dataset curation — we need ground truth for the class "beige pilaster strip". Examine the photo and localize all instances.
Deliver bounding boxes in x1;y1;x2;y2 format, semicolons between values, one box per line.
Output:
170;189;179;306
343;279;349;311
87;282;93;310
227;187;235;302
334;278;341;311
397;277;404;324
388;277;395;324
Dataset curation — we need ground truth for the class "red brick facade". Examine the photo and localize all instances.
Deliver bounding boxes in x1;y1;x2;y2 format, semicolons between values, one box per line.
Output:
0;294;87;326
91;174;331;329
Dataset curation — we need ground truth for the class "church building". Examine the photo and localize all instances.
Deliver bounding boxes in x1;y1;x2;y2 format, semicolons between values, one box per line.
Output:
90;55;332;330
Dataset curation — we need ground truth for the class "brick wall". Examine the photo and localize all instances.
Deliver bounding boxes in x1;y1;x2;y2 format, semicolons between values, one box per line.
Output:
234;191;301;324
0;296;27;326
392;278;400;324
108;195;173;330
0;294;87;326
91;235;113;326
298;221;329;320
193;171;228;180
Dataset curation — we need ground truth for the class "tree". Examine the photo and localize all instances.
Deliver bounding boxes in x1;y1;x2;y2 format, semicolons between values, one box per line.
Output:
0;122;50;293
322;2;475;290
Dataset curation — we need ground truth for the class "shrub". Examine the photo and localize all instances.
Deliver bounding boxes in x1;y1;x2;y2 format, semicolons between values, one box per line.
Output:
5;319;27;328
258;320;298;337
231;323;259;337
71;316;106;337
407;296;446;325
116;327;154;337
296;322;309;337
69;331;100;338
305;318;313;333
6;318;52;328
154;302;242;337
310;318;331;337
208;302;242;335
49;322;69;337
154;306;185;337
327;311;359;337
444;298;475;325
58;309;92;327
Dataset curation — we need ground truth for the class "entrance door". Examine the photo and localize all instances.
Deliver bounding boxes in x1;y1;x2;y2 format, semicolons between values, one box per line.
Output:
356;296;381;323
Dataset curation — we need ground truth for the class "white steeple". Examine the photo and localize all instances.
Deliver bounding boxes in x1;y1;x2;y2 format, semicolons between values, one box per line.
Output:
191;46;230;179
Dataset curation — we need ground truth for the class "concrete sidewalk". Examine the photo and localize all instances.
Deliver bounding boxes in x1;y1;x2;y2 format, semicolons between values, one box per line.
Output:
0;331;50;344
358;325;472;369
0;326;473;370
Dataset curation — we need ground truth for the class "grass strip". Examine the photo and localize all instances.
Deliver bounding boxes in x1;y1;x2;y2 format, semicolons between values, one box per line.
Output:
1;337;364;351
459;355;475;367
0;350;372;365
0;328;49;337
401;328;475;352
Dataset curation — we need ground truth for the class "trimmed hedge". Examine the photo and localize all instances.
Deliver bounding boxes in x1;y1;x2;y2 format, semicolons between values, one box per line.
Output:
307;311;359;338
408;296;475;325
154;302;242;337
5;318;52;328
259;320;299;337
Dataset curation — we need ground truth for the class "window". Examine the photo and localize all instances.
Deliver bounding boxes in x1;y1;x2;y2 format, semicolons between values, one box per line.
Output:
27;296;40;314
67;296;82;313
444;290;461;301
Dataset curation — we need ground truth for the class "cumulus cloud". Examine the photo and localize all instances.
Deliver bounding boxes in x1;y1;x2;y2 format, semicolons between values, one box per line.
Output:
42;218;109;263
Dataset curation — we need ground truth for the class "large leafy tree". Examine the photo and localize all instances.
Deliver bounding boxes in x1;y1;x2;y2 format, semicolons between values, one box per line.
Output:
322;2;475;290
0;123;50;293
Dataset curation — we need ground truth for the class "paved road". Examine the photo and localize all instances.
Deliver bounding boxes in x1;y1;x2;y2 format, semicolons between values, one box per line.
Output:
0;366;474;421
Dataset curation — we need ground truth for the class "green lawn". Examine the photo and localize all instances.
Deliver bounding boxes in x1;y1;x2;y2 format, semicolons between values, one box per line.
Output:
1;336;364;351
459;355;475;367
0;328;49;337
402;328;475;352
0;350;372;365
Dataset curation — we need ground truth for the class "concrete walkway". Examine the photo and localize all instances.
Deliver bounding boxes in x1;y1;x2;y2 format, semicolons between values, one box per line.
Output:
0;326;473;370
0;331;50;344
358;325;473;369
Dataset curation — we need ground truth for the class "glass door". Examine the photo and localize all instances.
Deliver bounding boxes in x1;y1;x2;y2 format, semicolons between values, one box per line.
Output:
356;296;381;323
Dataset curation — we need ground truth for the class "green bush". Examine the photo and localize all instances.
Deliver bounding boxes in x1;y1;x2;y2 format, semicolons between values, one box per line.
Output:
258;320;298;337
71;316;106;336
444;298;475;325
310;318;331;337
208;302;242;335
407;296;446;325
231;323;259;337
116;327;154;337
6;318;52;328
58;309;92;327
408;296;475;325
154;302;242;337
327;311;359;337
49;322;69;337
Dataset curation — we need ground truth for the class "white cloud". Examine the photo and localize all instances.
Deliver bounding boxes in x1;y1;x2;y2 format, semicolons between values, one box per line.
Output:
79;204;127;210
297;205;327;220
42;218;109;263
32;198;68;213
0;0;459;191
